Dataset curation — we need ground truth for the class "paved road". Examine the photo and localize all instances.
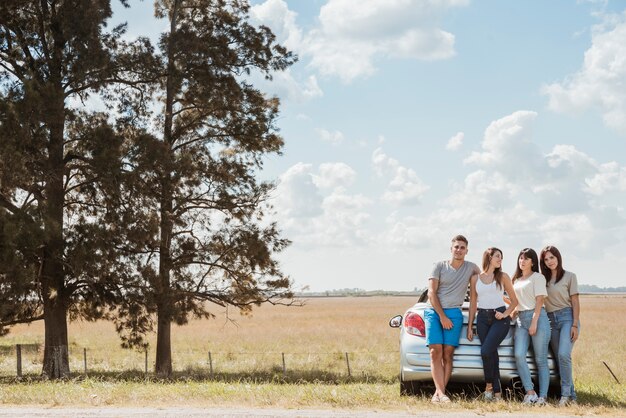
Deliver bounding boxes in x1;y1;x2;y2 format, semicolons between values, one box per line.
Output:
0;407;612;418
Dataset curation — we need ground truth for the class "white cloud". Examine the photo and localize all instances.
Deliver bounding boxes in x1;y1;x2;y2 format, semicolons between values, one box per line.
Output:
274;115;626;282
317;128;345;145
274;163;323;219
446;132;464;151
372;148;430;205
272;162;372;247
312;162;357;190
376;109;626;262
251;0;467;85
542;11;626;134
372;147;397;177
382;213;442;248
250;67;322;103
250;0;302;51
303;0;468;82
584;161;626;194
464;110;546;181
250;1;323;102
462;111;601;214
383;166;430;205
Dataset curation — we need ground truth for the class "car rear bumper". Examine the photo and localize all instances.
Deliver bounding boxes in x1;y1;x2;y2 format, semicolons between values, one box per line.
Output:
401;344;559;384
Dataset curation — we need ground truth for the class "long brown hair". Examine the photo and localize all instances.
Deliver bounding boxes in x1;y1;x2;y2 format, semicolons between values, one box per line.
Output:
482;247;503;290
512;248;539;283
540;245;565;285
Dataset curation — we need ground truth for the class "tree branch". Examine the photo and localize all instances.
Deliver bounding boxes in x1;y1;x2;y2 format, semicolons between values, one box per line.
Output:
0;314;45;327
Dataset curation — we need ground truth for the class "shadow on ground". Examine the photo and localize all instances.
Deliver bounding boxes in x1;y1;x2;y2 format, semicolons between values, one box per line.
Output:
2;371;624;409
0;368;395;385
400;381;626;409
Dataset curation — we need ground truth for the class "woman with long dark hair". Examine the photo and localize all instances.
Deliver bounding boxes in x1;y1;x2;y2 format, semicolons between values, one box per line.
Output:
540;245;580;406
511;248;550;405
467;247;518;401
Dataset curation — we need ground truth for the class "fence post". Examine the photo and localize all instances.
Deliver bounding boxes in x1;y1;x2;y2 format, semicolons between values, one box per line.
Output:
345;352;351;377
208;351;214;379
282;352;286;377
16;344;22;378
84;348;88;375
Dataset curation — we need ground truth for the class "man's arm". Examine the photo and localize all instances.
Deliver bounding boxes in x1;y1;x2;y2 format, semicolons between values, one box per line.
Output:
428;278;453;330
473;263;481;275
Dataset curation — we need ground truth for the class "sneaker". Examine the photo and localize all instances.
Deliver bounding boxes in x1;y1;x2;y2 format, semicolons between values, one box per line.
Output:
439;395;451;403
522;393;538;405
483;391;494;402
493;395;504;402
534;397;547;406
559;396;573;407
431;394;440;403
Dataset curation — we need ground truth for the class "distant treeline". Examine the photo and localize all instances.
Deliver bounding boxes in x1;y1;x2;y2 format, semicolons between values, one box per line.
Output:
578;284;626;293
297;284;626;297
295;288;422;297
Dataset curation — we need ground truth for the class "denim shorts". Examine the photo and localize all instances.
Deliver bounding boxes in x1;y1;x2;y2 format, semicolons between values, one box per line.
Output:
424;307;464;347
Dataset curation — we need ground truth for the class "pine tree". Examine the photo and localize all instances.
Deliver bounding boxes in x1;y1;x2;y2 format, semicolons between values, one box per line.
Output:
113;0;297;376
0;0;144;378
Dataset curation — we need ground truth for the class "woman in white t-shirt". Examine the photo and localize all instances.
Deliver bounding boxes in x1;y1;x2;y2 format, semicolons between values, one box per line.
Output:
467;247;518;402
511;248;551;406
540;245;580;407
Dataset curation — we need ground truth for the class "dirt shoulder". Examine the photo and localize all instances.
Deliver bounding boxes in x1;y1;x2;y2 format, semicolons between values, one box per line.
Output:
0;407;621;418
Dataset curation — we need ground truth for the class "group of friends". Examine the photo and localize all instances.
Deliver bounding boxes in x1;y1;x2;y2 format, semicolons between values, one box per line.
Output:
426;235;580;406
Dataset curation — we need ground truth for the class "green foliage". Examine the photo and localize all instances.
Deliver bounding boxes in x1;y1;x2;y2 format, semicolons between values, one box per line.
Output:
0;0;296;378
109;0;297;357
0;0;152;376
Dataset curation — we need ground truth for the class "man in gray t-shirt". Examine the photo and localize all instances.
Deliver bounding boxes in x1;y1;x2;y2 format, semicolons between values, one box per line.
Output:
427;260;477;309
425;235;479;403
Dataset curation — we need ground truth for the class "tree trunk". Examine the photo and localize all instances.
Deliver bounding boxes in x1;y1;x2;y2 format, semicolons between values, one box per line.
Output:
154;191;173;377
40;82;69;378
41;283;70;378
153;0;180;378
155;181;174;377
40;170;69;379
155;305;172;377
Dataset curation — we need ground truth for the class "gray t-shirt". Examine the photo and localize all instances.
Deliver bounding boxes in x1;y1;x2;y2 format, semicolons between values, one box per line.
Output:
427;260;479;309
545;271;579;313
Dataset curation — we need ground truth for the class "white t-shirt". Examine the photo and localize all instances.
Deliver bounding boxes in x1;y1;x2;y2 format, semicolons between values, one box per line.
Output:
513;272;548;311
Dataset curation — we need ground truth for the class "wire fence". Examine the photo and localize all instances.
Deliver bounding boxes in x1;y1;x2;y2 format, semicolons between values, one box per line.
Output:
0;344;400;379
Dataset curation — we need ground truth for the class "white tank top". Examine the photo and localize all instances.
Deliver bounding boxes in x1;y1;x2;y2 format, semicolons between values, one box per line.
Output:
476;276;506;309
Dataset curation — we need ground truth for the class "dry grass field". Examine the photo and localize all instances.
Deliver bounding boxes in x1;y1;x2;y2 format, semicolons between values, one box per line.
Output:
0;295;624;415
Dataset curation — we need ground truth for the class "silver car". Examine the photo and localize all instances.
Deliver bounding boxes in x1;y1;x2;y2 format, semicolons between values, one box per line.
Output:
389;290;559;395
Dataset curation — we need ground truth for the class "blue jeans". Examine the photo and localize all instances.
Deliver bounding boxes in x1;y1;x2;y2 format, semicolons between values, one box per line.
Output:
548;307;579;399
514;308;551;398
476;306;510;393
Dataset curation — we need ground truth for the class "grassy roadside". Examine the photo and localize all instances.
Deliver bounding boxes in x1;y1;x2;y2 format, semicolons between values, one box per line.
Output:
1;296;624;415
0;377;625;416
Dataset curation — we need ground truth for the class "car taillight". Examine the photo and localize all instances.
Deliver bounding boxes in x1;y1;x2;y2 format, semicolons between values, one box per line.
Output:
404;312;425;337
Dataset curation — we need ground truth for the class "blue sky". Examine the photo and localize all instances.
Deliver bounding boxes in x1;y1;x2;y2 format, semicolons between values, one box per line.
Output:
113;0;626;291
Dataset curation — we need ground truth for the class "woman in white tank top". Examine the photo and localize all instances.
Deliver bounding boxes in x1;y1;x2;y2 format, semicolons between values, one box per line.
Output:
467;247;518;401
